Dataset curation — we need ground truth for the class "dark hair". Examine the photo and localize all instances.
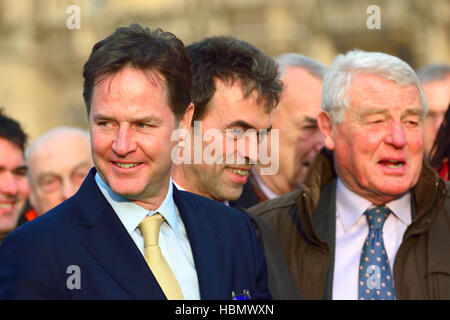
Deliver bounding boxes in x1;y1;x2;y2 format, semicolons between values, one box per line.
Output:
83;23;192;121
0;108;28;152
186;36;282;121
430;104;450;170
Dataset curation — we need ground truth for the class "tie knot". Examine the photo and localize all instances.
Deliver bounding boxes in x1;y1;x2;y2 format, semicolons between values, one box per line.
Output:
139;213;164;247
364;205;390;230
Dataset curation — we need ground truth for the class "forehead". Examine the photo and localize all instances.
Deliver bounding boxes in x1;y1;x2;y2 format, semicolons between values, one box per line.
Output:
278;66;322;115
30;134;91;172
91;67;170;114
346;73;422;112
204;79;271;128
0;137;24;167
422;78;450;111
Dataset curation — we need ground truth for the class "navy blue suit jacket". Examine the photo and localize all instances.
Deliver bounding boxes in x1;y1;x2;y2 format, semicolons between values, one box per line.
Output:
0;169;271;300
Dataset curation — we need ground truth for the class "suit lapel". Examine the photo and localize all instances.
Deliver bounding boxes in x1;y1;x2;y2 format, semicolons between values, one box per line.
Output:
173;187;223;299
74;169;166;299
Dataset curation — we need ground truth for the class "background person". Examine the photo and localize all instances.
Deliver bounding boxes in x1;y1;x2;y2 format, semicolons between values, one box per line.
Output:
171;36;301;299
416;63;450;156
235;53;326;208
0;109;29;244
25;127;92;215
429;104;450;180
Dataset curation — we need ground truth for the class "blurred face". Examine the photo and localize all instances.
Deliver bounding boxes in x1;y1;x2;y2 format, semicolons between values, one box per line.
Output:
185;80;271;201
422;76;450;155
318;73;424;205
0;138;29;236
28;133;92;215
89;67;192;209
260;67;324;194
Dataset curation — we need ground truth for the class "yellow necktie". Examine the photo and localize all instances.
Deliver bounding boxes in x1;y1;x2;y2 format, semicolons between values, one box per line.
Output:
139;213;184;300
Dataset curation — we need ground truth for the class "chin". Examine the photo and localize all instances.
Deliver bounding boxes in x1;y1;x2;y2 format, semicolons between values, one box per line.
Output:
109;182;145;198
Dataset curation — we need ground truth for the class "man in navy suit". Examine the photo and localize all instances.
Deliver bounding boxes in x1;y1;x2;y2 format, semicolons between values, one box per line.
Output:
0;23;271;300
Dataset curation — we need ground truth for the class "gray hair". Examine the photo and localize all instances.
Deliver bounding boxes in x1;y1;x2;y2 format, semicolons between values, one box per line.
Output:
322;50;428;123
275;53;327;80
417;63;450;84
25;126;90;162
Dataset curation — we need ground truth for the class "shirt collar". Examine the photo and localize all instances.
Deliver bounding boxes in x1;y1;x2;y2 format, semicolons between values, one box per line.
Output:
251;168;279;200
336;177;412;232
95;173;179;236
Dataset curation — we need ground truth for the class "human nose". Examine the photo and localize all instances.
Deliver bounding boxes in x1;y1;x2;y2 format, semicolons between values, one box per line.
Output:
311;129;325;152
240;130;259;164
112;125;136;156
385;120;407;148
61;180;77;200
0;172;19;197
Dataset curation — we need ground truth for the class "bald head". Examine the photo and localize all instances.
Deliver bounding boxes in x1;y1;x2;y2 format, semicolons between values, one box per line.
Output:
26;127;92;215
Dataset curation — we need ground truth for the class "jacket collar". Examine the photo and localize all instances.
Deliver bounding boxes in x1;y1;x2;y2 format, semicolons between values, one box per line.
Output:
302;148;448;235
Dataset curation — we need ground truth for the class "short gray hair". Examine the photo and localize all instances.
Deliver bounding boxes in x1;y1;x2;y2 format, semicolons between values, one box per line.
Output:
417;63;450;84
275;53;327;80
322;50;427;123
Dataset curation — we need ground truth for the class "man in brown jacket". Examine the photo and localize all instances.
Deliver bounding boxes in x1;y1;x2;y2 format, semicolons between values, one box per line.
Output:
250;50;450;300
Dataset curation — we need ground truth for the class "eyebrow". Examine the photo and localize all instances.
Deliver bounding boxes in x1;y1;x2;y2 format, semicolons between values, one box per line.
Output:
358;107;426;121
226;120;272;132
0;165;27;172
302;116;318;125
402;108;425;118
358;108;389;118
93;113;162;124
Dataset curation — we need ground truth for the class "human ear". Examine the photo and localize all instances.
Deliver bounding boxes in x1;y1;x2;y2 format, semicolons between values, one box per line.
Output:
317;111;335;150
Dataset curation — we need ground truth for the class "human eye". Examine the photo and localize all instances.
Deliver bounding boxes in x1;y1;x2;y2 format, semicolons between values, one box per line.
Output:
136;122;152;129
96;119;113;128
13;166;28;177
364;114;385;124
226;127;245;140
39;175;61;192
404;116;420;127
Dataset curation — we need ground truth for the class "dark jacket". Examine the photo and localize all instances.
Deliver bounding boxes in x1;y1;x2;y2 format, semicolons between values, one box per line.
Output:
230;202;302;300
0;168;271;300
249;149;450;300
234;170;269;209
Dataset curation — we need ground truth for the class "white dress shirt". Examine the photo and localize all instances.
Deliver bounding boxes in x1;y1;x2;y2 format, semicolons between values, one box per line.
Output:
332;178;412;300
95;173;200;299
251;168;279;200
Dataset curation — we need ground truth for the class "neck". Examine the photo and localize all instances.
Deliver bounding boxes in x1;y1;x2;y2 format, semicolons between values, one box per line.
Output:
255;166;287;196
172;164;220;201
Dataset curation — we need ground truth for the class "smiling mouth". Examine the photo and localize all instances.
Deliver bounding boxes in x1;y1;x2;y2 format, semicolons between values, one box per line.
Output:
226;168;250;177
113;162;141;169
0;203;13;209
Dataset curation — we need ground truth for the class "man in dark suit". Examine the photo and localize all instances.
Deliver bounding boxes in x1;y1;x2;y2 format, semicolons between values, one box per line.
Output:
171;36;301;299
0;24;270;300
